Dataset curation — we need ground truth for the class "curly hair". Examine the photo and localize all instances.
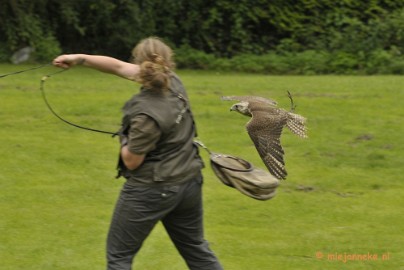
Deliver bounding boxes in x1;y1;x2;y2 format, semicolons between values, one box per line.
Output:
131;37;175;93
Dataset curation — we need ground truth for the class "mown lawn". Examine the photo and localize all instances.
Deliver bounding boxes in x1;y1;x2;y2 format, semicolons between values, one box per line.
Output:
0;64;403;270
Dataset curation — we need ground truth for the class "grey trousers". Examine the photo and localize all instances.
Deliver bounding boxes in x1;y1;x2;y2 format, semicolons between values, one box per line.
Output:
106;174;223;270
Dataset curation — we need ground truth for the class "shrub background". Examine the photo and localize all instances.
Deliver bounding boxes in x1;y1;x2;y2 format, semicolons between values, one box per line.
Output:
0;0;403;73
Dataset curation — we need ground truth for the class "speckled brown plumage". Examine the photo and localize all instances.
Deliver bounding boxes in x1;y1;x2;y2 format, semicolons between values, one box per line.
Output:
222;95;307;180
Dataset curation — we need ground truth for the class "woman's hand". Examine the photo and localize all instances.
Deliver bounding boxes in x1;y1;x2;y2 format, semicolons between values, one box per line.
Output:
53;54;84;69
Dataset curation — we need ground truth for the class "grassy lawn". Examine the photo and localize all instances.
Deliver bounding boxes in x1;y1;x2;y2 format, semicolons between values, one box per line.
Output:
0;64;403;269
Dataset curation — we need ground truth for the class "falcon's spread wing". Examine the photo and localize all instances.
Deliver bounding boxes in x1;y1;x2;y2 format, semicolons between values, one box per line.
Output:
221;95;278;106
246;110;288;180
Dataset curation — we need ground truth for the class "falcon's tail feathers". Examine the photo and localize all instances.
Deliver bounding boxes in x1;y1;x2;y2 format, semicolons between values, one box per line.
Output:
286;112;308;138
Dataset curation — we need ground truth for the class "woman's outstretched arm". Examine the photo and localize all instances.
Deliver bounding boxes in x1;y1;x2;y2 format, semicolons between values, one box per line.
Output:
53;54;140;80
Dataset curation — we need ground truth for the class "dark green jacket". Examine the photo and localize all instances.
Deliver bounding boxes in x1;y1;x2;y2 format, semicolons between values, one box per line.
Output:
117;73;204;185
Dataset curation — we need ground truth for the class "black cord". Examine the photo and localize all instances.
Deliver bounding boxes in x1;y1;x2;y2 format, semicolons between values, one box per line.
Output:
0;63;51;78
40;69;118;136
1;63;118;136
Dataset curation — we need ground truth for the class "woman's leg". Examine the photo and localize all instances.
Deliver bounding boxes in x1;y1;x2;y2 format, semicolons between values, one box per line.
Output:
162;175;223;270
106;185;164;270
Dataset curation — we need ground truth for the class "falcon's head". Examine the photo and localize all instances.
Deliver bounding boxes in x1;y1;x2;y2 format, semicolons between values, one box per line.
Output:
230;102;252;117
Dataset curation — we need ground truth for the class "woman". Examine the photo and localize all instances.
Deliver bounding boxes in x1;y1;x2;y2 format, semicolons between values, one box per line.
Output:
53;37;223;270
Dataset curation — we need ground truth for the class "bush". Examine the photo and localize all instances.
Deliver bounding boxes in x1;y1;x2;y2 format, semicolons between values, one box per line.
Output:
328;52;359;74
388;58;404;74
174;45;215;69
261;53;290;74
287;50;331;75
229;54;265;73
0;42;10;62
175;46;404;75
32;35;62;63
365;50;393;74
210;58;232;71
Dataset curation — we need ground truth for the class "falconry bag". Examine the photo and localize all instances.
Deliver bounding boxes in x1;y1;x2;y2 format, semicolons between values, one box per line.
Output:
195;141;279;201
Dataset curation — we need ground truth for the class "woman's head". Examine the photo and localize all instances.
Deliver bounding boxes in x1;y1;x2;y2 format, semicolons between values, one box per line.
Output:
132;37;174;92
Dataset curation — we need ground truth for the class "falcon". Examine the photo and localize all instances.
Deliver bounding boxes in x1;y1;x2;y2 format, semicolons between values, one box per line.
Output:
222;93;307;180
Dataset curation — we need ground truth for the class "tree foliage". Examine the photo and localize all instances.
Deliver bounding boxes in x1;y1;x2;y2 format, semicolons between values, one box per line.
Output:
0;0;403;73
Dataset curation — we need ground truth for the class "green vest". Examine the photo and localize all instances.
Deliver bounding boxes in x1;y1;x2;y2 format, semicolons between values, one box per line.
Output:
117;74;204;185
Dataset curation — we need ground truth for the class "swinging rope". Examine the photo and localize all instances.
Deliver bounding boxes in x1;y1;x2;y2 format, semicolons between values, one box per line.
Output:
1;64;118;136
0;63;51;78
40;69;118;136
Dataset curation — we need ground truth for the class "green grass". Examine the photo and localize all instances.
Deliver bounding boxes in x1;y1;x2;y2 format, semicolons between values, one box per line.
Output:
0;64;403;270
